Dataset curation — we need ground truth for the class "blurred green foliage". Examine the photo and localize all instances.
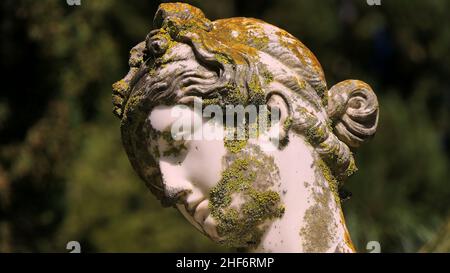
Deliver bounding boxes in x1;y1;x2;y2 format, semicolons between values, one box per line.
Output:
0;0;448;252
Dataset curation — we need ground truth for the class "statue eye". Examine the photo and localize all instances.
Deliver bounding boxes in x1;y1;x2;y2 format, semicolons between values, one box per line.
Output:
147;36;168;57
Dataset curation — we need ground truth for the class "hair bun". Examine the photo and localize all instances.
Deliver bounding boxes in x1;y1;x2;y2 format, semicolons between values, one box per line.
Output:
327;80;379;148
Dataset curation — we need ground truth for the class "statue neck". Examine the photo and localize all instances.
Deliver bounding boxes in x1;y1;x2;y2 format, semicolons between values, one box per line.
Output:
247;134;356;253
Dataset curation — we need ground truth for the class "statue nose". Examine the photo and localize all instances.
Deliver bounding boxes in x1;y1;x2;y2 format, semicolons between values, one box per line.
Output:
160;187;191;207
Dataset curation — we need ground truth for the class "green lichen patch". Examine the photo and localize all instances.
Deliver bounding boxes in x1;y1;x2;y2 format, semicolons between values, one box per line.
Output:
224;138;247;154
299;202;336;252
262;69;274;85
305;123;327;145
150;27;178;65
248;74;265;105
223;83;248;106
344;158;358;178
112;79;129;95
202;97;221;107
162;142;187;157
160;131;187;157
112;95;124;107
249;32;270;50
283;117;293;132
215;53;232;65
223;123;249;154
222;119;264;154
315;157;339;204
299;156;340;252
209;146;284;248
129;51;144;67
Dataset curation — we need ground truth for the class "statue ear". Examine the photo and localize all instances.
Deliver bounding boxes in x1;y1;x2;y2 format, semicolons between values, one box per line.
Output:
327;80;379;148
266;93;290;141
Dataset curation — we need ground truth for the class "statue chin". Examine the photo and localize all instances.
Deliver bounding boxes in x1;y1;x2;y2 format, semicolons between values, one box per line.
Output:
176;202;222;242
113;2;379;253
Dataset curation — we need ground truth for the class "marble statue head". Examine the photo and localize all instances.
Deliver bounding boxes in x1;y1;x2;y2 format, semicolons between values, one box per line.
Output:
112;3;379;252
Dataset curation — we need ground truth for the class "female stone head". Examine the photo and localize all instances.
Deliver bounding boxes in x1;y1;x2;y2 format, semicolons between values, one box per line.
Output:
112;3;379;252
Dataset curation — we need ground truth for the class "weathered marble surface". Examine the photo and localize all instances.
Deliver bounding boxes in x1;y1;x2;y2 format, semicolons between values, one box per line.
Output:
112;2;379;252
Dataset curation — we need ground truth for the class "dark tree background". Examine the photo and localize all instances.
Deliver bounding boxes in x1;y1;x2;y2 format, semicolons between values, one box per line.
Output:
0;0;449;252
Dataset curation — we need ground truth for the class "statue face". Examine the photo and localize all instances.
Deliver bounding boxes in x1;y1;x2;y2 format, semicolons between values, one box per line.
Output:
146;105;285;247
128;26;287;247
146;105;226;240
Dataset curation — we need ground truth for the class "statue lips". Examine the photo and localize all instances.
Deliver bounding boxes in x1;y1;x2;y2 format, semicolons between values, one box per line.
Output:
185;197;207;222
192;199;209;224
185;197;221;240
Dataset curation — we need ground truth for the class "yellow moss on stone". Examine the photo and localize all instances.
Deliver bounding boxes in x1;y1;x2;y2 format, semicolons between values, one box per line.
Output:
315;157;340;204
112;79;129;95
248;74;265;105
344;158;358;178
215;53;232;65
224;138;247;154
306;123;327;144
283;117;293;131
202;97;221;106
262;70;274;85
160;131;187;157
223;83;247;106
209;149;284;248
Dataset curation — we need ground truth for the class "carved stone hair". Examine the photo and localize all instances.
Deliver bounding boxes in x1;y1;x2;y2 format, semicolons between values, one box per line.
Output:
112;3;379;195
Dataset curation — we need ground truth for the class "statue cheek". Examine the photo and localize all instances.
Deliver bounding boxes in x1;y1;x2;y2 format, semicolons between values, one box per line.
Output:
183;139;227;196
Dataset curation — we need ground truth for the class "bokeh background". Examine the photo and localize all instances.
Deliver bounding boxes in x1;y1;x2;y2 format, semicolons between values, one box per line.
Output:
1;0;449;253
